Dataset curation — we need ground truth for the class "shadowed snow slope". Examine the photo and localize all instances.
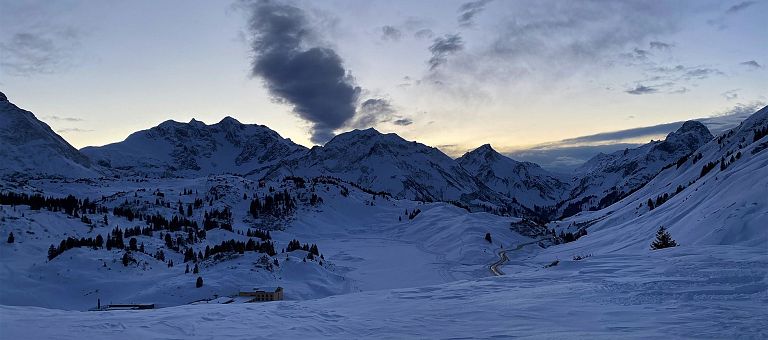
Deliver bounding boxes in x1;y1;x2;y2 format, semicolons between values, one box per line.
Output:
0;92;95;178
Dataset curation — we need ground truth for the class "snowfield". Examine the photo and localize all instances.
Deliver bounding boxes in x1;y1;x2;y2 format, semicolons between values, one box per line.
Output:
1;245;765;339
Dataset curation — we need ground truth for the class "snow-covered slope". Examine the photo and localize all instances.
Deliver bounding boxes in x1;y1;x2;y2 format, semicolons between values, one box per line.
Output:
547;105;768;253
458;144;571;208
81;117;307;178
268;128;503;205
2;243;765;339
560;120;713;217
0;92;95;178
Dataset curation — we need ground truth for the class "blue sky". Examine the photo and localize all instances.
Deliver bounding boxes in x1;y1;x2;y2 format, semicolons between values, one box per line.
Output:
1;0;765;168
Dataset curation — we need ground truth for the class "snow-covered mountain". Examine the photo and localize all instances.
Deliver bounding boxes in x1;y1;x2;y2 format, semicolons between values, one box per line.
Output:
549;105;768;250
267;128;503;205
0;92;95;178
560;120;713;218
81;117;307;178
457;144;571;208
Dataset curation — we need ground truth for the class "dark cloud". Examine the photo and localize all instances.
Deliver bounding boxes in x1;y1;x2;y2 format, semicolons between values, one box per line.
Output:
380;25;402;41
726;1;755;13
457;0;493;27
740;60;762;68
393;118;413;126
428;34;464;70
0;31;78;76
626;85;658;95
245;0;361;144
557;123;683;146
649;41;673;51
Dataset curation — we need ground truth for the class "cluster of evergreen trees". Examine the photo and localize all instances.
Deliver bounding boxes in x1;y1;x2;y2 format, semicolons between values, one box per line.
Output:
553;228;588;244
753;126;768;142
203;207;232;231
200;238;277;260
719;152;742;171
406;209;421;220
245;228;271;240
647;191;676;211
285;239;319;256
248;191;296;219
48;235;104;260
0;192;105;217
700;160;719;178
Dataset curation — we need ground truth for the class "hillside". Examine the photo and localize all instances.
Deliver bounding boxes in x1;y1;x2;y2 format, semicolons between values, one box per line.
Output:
559;120;714;218
0;92;95;179
545;105;768;253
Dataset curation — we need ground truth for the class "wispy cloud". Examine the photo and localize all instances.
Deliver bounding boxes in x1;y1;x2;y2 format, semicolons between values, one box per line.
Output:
43;115;84;122
626;85;658;95
56;128;93;133
726;1;755;14
427;34;464;70
0;30;80;76
393;118;413;126
721;89;739;101
380;25;402;41
649;41;673;51
457;0;493;27
740;60;762;68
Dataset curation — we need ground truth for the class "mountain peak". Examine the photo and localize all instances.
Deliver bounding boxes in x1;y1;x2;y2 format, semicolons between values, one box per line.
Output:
676;120;709;135
461;143;501;160
0;91;7;102
217;116;242;125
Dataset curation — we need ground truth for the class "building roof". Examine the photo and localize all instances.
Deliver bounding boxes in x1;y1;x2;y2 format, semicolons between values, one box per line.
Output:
239;286;281;293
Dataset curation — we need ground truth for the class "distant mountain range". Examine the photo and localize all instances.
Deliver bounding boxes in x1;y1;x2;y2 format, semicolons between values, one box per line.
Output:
2;90;765;220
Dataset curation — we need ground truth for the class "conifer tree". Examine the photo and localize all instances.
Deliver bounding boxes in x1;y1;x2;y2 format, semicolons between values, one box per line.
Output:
650;226;678;250
7;232;14;243
196;276;203;288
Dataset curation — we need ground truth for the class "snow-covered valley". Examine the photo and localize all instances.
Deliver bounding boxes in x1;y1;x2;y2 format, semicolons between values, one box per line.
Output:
1;92;767;339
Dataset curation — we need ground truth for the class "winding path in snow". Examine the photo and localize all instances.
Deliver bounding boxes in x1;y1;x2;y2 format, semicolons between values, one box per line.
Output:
489;239;542;276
